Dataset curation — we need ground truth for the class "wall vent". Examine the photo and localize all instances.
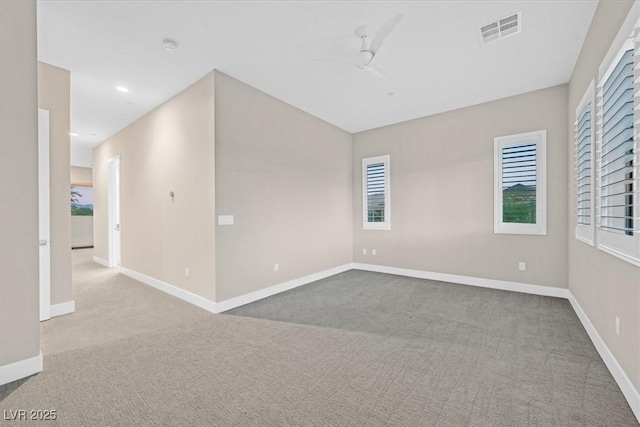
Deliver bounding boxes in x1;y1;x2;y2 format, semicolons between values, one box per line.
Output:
479;12;521;44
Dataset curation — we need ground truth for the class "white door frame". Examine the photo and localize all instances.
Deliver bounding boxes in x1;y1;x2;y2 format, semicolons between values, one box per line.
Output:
38;109;51;321
107;155;121;268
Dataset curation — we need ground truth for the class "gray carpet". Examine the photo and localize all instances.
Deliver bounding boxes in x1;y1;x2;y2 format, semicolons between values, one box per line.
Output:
0;249;637;426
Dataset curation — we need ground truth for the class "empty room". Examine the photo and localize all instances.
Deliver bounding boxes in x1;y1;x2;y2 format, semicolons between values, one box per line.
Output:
1;0;640;425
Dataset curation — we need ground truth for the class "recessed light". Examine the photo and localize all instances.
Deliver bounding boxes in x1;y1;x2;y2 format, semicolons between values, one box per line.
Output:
69;132;79;136
116;86;129;93
162;39;178;51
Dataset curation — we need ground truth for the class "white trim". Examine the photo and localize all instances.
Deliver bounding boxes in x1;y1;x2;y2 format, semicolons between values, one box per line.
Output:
50;300;75;317
0;352;43;386
362;155;391;230
120;267;217;313
93;256;109;267
494;130;547;235
38;109;51;322
352;263;569;298
107;155;121;268
214;263;353;313
119;264;353;314
568;295;640;422
597;242;640;268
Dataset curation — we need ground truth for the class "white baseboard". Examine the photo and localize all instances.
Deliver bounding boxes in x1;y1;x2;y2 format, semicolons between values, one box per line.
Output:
352;263;570;299
213;263;353;313
568;295;640;422
0;352;43;385
120;264;352;315
50;300;75;317
92;256;109;267
120;267;217;314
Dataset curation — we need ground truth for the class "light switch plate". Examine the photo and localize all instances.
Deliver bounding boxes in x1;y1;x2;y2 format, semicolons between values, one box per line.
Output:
218;215;234;225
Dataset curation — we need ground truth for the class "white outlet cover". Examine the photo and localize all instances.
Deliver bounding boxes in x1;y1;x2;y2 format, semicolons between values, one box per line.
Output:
372;249;377;255
519;262;526;271
274;263;279;272
362;249;367;255
218;215;234;225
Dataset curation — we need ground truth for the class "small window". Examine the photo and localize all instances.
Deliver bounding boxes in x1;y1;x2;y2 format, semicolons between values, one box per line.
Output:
362;155;390;230
494;130;547;235
575;81;595;244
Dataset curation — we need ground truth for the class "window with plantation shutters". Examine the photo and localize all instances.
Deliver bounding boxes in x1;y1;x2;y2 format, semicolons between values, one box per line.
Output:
494;130;547;235
575;82;595;244
600;48;633;236
595;30;640;266
362;155;390;230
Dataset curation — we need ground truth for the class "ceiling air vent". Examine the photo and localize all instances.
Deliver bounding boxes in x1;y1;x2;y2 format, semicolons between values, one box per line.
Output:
479;12;521;45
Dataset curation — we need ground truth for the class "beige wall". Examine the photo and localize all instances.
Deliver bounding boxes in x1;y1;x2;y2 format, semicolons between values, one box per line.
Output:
71;166;92;185
353;85;569;289
214;71;353;301
93;72;216;300
38;62;72;306
0;0;40;366
567;0;640;391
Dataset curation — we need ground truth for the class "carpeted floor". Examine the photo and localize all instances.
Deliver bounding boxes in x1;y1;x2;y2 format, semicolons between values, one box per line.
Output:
0;249;637;426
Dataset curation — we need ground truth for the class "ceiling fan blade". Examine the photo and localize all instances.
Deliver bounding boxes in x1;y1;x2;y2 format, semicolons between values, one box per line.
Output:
365;65;385;80
369;14;403;54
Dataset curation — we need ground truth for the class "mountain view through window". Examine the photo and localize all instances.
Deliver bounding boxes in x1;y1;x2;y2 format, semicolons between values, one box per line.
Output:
502;143;537;224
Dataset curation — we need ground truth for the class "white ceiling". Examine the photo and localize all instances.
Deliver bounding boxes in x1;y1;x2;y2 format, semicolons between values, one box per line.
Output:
37;0;598;167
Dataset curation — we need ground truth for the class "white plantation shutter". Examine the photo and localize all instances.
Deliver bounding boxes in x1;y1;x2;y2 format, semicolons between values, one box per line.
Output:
493;130;547;235
575;81;595;245
501;143;537;224
594;25;640;265
366;162;386;222
576;103;592;226
600;48;634;235
362;155;390;230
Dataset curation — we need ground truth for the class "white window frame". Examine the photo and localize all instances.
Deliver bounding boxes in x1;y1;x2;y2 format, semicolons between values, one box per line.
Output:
595;7;640;267
362;155;390;230
575;80;596;245
494;130;547;235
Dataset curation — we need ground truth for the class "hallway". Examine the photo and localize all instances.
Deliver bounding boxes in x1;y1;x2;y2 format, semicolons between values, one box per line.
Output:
41;249;210;356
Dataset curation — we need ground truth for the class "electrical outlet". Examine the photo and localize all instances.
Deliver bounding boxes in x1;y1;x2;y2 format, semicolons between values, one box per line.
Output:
185;267;189;278
519;262;526;271
362;248;367;255
372;249;377;255
615;317;621;335
274;263;279;272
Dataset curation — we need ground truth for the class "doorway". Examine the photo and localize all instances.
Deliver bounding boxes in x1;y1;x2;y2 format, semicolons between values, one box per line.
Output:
107;155;121;268
38;109;51;321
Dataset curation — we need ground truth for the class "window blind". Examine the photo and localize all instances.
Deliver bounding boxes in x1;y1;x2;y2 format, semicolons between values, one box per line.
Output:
502;143;537;224
366;162;385;223
576;102;592;226
600;48;634;236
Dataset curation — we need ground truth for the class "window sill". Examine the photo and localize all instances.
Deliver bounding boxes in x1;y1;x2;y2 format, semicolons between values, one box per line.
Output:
363;224;391;231
597;243;640;268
